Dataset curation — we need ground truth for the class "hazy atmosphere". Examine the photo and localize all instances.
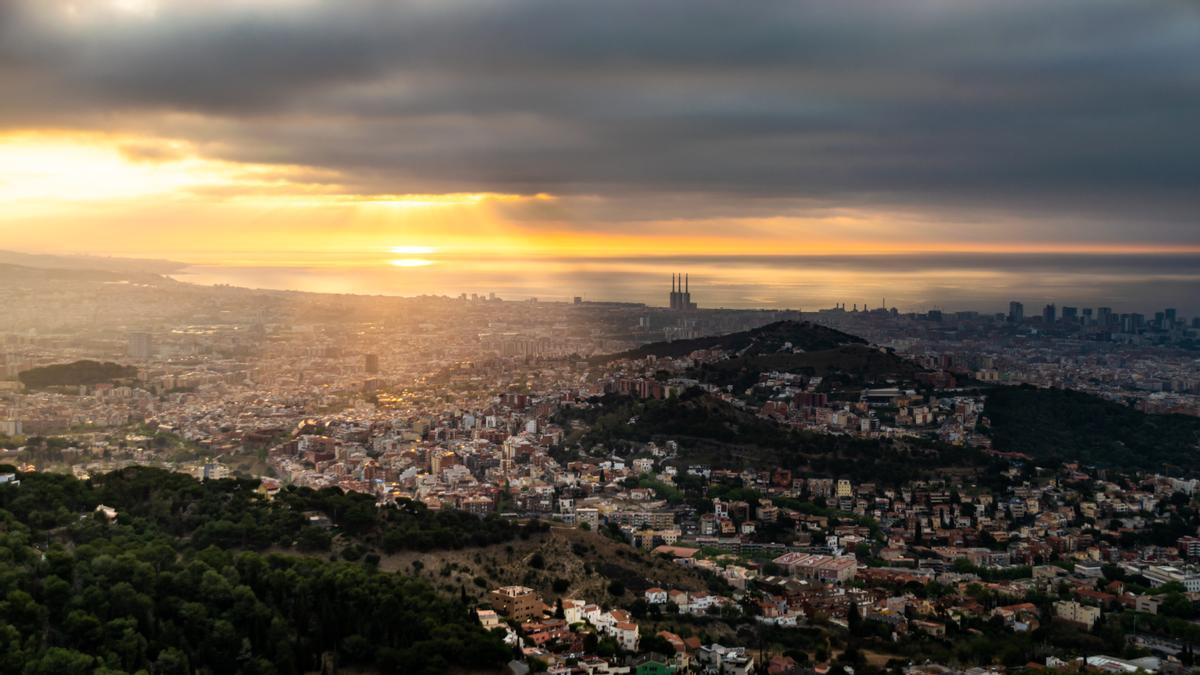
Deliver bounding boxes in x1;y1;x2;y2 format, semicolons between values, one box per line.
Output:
4;3;1200;675
2;0;1197;292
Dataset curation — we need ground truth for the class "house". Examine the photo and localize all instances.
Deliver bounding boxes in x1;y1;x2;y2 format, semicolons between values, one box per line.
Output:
562;599;586;624
644;587;668;605
582;604;606;628
696;644;754;675
477;608;501;630
95;504;118;521
992;602;1041;632
686;592;716;614
613;621;640;651
768;655;800;674
634;656;676;675
656;631;686;655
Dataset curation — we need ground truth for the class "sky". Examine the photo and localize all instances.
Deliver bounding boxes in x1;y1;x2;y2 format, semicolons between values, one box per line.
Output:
0;0;1197;307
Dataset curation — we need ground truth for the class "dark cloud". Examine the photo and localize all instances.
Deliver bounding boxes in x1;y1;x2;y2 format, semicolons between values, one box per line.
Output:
1;0;1198;242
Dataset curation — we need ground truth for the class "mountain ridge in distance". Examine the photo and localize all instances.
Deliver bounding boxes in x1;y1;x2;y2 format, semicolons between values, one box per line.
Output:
0;249;186;275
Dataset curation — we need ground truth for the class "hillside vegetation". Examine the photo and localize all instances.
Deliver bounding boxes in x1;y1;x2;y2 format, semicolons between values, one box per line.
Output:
17;360;137;389
601;320;865;362
984;385;1200;473
558;389;978;484
0;467;511;674
692;343;925;391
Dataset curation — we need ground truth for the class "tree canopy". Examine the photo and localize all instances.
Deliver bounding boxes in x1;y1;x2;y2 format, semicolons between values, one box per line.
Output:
0;467;515;674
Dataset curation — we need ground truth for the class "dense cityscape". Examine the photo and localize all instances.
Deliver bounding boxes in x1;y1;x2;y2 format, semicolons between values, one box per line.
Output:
2;1;1198;673
2;257;1199;674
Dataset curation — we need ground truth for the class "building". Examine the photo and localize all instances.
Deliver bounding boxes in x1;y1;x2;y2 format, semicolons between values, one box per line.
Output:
1043;304;1057;324
1177;536;1200;560
1054;600;1100;629
1008;301;1024;323
476;608;502;630
696;644;754;675
1142;565;1200;592
127;332;153;360
668;274;697;311
634;656;676;675
836;479;853;498
562;599;585;625
1081;656;1162;673
488;586;543;622
613;621;641;651
645;588;668;605
771;552;858;583
576;507;599;530
364;353;379;374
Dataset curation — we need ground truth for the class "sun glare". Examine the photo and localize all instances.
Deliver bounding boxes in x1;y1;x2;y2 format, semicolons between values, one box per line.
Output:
389;258;435;267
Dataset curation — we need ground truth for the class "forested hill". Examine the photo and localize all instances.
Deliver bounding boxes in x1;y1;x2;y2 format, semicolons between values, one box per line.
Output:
984;385;1200;473
690;343;925;392
17;360;137;389
555;389;981;484
0;467;522;674
600;320;865;362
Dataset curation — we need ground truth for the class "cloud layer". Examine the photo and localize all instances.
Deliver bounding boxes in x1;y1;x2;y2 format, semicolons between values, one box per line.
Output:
1;0;1198;245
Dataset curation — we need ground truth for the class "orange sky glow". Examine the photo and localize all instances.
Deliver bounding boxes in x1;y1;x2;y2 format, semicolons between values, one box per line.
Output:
2;132;1195;268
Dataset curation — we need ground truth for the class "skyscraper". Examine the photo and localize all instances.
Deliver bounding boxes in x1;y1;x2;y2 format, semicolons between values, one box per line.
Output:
1042;304;1056;324
1061;306;1078;323
1008;301;1024;323
127;332;153;360
365;353;379;374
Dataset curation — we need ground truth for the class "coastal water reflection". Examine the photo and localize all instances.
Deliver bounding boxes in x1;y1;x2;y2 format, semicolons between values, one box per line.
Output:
171;253;1200;315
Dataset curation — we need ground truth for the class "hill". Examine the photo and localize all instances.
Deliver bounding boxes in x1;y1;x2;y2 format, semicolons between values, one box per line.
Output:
691;343;925;392
18;360;138;389
557;389;979;484
0;262;136;284
0;249;185;274
983;385;1200;473
600;320;865;362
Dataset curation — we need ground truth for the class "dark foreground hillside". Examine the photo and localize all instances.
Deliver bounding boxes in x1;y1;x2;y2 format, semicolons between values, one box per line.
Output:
0;467;511;674
984;385;1200;473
